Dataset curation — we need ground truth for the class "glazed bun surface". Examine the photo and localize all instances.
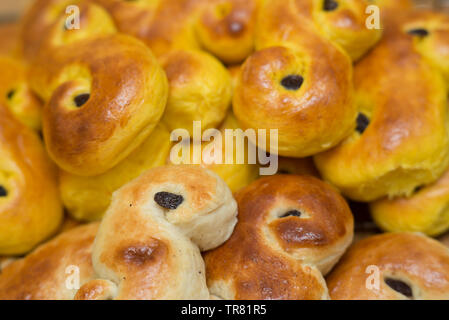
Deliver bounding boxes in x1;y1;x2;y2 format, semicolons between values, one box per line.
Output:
0;105;62;255
30;34;168;176
0;223;98;300
309;0;382;61
204;174;353;300
327;232;449;300
371;167;449;237
160;49;232;135
19;0;116;61
195;0;260;64
315;10;449;201
233;0;360;158
75;165;237;300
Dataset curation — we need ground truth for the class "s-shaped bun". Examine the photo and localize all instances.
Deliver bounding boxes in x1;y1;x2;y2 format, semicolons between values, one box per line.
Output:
315;10;449;201
19;0;116;61
371;167;449;237
75;165;237;300
29;35;168;176
327;232;449;300
0;105;62;255
0;223;98;299
232;0;361;158
160;49;232;135
204;174;353;299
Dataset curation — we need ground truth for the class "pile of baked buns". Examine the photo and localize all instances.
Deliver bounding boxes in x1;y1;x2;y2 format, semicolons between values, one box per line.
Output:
0;0;449;300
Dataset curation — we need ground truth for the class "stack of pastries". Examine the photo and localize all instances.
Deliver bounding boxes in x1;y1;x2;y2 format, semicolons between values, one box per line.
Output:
0;0;449;300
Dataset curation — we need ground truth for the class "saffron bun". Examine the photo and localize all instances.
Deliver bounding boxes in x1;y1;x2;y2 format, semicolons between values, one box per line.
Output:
327;232;449;300
139;0;259;64
29;34;168;176
93;0;259;64
194;0;260;64
233;0;359;158
0;105;63;255
160;49;232;135
315;10;449;202
75;165;237;300
0;56;42;131
168;112;260;193
204;174;353;300
404;11;449;83
60;124;172;222
309;0;382;61
19;0;116;61
126;0;202;58
0;223;98;300
371;167;449;237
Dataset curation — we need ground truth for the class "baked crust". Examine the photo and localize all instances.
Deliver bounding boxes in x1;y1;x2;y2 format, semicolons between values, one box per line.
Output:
204;174;354;300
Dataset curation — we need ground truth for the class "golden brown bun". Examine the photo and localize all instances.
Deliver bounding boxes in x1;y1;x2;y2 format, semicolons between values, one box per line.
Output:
19;0;116;61
29;34;168;176
94;0;259;64
0;105;63;255
129;0;201;57
307;0;382;61
371;167;449;237
195;0;260;64
315;10;449;201
75;165;237;300
0;56;41;131
160;49;232;135
135;0;259;64
0;223;98;300
204;174;354;300
404;11;449;83
233;0;358;158
327;232;449;300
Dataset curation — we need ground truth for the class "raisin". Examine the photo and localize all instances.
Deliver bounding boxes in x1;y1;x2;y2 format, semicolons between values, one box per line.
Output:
281;75;304;91
154;192;184;210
